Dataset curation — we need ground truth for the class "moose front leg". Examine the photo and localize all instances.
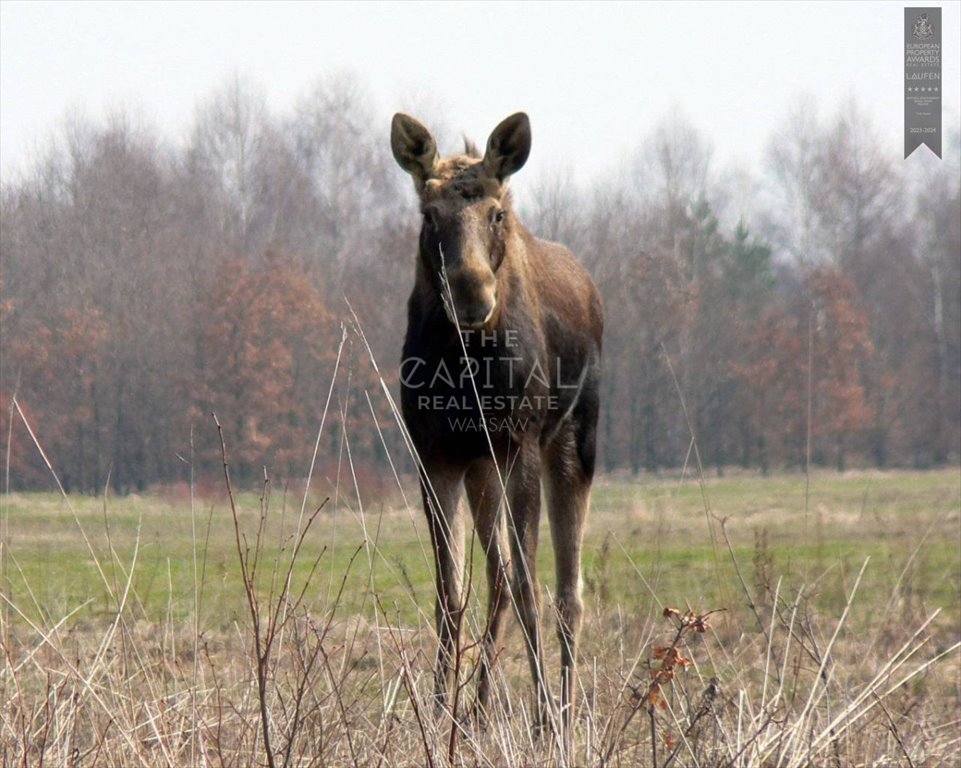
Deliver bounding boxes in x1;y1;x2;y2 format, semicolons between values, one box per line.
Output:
464;458;512;723
419;462;467;712
504;439;553;732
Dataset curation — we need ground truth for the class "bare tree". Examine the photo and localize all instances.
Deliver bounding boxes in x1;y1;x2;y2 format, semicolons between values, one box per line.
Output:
288;71;402;288
189;73;272;254
763;94;828;267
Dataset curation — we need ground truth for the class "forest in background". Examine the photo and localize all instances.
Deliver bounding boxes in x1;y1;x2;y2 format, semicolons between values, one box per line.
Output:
1;73;959;492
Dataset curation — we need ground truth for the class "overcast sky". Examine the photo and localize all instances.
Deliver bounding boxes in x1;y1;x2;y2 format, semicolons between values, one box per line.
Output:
1;1;959;188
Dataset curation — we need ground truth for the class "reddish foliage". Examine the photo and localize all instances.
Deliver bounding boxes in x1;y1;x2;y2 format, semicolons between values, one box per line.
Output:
733;267;874;467
192;251;340;479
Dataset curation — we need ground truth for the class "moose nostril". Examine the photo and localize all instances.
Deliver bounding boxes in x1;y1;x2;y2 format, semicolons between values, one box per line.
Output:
459;301;496;328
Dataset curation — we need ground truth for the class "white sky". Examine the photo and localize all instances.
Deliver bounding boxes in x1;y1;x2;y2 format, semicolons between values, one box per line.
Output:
1;1;959;188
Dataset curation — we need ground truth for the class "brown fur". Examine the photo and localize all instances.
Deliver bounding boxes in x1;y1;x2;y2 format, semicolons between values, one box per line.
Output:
391;112;603;740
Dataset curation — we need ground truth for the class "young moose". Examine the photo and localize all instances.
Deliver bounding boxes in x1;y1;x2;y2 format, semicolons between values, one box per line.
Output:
391;112;602;733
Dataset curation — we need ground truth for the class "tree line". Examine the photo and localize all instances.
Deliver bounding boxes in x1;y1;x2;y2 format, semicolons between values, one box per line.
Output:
1;75;958;492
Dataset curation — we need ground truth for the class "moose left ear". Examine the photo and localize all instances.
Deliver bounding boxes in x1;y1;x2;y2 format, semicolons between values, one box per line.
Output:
482;112;531;182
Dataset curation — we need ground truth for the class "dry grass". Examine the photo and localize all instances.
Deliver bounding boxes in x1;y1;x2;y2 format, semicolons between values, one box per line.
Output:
2;346;959;766
2;461;958;766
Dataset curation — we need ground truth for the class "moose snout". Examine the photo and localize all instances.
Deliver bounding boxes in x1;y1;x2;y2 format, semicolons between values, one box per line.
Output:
450;271;497;329
457;301;496;329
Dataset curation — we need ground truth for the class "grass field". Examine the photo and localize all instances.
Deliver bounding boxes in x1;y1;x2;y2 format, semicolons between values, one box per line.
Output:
1;468;959;766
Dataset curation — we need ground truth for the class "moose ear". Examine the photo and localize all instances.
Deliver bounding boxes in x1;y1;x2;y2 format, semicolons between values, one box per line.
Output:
483;112;531;182
391;113;438;188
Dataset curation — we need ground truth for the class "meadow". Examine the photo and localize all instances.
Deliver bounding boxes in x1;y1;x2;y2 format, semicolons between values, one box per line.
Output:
1;468;959;766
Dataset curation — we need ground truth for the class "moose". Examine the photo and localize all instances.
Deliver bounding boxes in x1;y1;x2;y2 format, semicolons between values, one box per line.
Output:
390;111;603;735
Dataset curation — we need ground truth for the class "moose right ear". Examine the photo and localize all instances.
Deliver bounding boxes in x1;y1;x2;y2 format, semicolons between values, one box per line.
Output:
391;113;438;189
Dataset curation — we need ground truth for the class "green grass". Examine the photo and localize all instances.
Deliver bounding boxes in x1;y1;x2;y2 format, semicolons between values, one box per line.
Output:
2;469;959;767
4;468;958;637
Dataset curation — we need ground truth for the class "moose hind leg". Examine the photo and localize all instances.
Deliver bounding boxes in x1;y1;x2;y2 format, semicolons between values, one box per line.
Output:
545;418;595;737
420;464;467;712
